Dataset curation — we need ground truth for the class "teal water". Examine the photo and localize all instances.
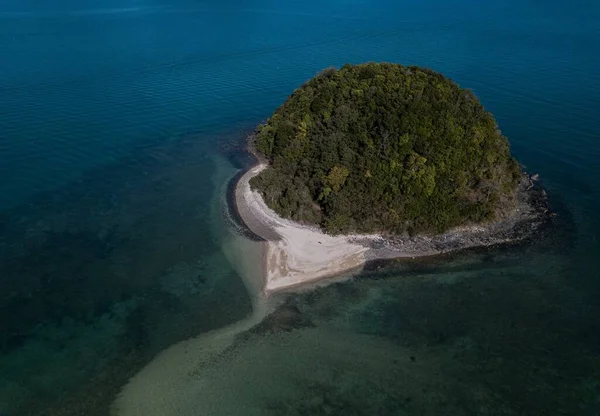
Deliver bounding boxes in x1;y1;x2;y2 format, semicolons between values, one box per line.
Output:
1;0;599;414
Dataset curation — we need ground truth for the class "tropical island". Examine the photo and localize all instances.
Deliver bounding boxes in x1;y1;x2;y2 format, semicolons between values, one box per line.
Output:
235;62;550;293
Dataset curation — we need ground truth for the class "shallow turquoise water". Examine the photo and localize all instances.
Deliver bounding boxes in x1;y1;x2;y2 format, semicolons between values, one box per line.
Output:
1;0;599;414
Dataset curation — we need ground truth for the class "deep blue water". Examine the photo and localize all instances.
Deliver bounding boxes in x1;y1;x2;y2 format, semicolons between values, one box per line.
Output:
1;0;599;414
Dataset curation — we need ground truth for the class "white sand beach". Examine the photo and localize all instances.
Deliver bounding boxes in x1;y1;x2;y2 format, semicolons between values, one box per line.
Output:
235;163;381;294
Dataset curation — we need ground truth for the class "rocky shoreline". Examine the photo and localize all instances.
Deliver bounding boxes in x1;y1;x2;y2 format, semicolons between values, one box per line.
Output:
356;174;552;260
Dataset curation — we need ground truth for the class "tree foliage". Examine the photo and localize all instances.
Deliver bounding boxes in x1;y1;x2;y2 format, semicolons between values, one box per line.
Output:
250;62;521;235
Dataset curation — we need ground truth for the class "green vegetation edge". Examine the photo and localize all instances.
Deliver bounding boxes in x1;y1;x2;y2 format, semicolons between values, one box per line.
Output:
250;62;522;236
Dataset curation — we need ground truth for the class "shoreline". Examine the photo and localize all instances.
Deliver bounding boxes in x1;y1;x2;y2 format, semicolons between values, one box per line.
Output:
235;160;381;294
234;148;552;295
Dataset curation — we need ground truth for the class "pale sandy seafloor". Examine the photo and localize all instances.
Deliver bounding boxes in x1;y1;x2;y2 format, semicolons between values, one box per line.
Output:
110;191;273;416
111;157;551;416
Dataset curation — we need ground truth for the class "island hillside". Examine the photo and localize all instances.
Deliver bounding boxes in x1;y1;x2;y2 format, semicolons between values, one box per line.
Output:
250;62;522;235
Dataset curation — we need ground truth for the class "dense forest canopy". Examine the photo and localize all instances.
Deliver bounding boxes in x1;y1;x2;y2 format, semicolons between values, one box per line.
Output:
250;62;522;235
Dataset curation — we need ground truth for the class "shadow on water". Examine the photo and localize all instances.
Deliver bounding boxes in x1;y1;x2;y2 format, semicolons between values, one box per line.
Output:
211;125;267;243
0;129;254;415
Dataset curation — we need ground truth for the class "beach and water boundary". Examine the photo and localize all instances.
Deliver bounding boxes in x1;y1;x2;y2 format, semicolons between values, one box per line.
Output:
232;143;553;295
112;143;577;416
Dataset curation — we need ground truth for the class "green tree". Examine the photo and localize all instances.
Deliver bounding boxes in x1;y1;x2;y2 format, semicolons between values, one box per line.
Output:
250;62;521;235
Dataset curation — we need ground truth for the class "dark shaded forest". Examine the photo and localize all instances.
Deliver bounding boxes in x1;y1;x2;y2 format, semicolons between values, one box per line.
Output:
251;63;521;235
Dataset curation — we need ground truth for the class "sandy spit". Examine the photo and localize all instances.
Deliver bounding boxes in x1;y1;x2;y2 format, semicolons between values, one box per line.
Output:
235;163;388;294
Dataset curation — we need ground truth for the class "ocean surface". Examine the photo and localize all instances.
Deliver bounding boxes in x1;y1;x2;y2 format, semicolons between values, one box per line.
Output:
1;0;599;414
